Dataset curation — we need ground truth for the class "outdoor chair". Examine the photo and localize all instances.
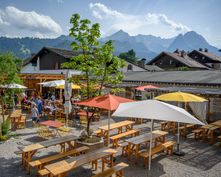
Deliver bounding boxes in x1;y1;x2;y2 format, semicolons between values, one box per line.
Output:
37;126;54;139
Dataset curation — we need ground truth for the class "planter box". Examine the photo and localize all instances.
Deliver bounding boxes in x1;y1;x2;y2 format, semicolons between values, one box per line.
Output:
76;137;104;151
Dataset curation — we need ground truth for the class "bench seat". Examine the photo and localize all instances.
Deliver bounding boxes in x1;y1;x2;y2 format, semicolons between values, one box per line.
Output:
92;162;129;177
139;141;175;167
31;146;89;170
110;129;139;148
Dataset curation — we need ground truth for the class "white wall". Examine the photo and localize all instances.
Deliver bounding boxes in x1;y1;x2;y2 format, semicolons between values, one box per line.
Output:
120;63;146;73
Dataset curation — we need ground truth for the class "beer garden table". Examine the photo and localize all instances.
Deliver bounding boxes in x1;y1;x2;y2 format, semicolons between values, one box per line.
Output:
125;130;168;162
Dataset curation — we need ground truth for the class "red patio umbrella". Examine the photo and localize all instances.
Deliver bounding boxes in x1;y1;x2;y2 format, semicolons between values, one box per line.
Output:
135;84;159;91
75;94;134;145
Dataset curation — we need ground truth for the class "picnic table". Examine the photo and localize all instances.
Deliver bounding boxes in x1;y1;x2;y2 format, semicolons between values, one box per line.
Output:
125;130;168;162
202;124;219;144
99;120;135;144
44;147;118;177
211;120;221;133
40;120;64;137
20;135;78;174
10;109;22;130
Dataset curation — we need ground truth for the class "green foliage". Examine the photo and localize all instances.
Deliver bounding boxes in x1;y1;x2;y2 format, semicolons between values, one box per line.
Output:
178;66;190;71
1;121;10;136
0;135;8;141
62;14;126;136
0;52;21;132
119;49;137;63
0;52;20;85
62;13;126;98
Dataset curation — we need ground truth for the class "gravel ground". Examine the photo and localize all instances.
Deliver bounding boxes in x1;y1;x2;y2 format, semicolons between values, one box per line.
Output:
0;115;221;177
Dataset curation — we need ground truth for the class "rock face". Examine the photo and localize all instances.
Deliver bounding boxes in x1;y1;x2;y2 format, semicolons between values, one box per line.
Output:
0;30;220;60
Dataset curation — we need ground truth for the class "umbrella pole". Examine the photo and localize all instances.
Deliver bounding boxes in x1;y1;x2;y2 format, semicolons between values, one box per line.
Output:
148;119;153;171
107;110;111;147
174;122;185;156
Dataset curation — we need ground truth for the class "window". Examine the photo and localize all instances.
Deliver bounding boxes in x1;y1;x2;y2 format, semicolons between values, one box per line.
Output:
127;64;133;71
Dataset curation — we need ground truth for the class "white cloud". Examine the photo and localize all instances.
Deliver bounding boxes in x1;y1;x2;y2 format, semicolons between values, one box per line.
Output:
89;3;190;37
0;6;62;38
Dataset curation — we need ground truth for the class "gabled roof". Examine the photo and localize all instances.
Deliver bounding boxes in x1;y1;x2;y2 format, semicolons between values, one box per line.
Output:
144;65;164;71
189;50;221;62
148;51;208;69
123;70;221;85
24;47;79;65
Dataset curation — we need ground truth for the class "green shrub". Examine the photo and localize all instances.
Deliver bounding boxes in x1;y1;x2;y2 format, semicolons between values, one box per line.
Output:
0;135;8;141
1;121;10;136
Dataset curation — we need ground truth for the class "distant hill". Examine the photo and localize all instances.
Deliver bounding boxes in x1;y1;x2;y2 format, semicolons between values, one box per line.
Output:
0;30;220;60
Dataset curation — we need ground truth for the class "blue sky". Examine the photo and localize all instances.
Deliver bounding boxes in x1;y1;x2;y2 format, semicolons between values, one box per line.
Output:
0;0;220;47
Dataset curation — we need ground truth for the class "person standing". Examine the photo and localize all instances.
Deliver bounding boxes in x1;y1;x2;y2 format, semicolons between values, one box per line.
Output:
36;97;43;117
31;103;39;125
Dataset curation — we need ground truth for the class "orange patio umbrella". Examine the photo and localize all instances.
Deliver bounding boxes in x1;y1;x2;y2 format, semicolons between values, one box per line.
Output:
135;84;159;91
75;94;134;145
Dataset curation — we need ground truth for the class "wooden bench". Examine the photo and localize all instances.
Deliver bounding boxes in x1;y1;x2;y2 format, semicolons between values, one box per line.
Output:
192;129;203;140
119;141;129;157
139;141;175;167
161;141;175;155
218;135;221;146
110;129;139;148
30;146;89;171
94;129;102;137
92;162;129;177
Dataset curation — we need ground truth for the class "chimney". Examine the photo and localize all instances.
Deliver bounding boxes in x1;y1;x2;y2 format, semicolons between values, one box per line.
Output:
174;49;179;54
204;48;208;52
31;53;36;57
180;50;186;57
199;48;203;51
138;58;146;68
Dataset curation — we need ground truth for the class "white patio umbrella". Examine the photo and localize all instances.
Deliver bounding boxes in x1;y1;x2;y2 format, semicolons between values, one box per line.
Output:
0;83;27;109
0;83;27;89
38;80;65;87
112;100;204;171
64;70;72;126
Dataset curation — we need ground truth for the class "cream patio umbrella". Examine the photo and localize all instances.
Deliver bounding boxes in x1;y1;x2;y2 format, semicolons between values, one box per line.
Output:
155;91;208;155
112;100;204;171
64;70;72;126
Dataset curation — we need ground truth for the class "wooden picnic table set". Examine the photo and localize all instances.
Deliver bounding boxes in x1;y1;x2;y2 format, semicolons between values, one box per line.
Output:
125;130;168;162
10;109;26;130
200;120;221;144
20;135;78;174
98;120;135;145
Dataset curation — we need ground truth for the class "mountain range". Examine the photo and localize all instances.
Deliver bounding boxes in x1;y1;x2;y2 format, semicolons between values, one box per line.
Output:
0;30;220;60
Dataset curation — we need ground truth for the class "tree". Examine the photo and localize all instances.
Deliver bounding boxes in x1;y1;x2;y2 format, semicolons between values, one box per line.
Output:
0;52;21;136
118;49;137;63
62;14;126;135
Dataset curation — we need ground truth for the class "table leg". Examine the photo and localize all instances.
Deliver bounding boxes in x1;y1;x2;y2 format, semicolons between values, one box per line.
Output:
202;129;206;140
135;145;139;163
102;157;105;171
210;130;214;144
110;154;114;167
127;143;131;161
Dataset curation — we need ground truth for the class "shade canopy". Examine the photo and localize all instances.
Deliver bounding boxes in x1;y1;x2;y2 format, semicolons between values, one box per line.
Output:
112;100;204;125
0;83;27;89
155;91;207;102
56;83;80;90
135;85;158;91
75;94;134;111
38;80;65;87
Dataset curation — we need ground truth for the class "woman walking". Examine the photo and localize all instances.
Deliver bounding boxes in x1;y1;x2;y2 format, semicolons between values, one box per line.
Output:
31;103;39;125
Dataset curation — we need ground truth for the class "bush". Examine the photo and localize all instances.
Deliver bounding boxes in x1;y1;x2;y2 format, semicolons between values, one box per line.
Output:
0;135;8;141
1;121;10;136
